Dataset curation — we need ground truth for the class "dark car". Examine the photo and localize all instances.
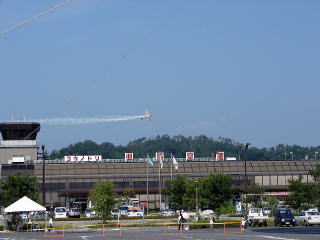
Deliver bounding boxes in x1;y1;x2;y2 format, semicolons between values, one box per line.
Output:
67;208;81;218
274;209;296;226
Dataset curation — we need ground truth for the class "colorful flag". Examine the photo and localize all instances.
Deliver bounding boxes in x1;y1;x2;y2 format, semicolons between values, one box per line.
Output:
159;157;163;170
172;156;178;170
147;155;153;166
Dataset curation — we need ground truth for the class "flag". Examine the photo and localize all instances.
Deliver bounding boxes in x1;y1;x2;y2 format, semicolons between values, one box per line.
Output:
159;157;163;170
172;156;178;170
147;155;153;166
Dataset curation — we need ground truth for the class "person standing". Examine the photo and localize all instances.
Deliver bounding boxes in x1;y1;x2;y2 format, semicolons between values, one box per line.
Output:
178;210;184;231
209;213;214;231
48;217;53;231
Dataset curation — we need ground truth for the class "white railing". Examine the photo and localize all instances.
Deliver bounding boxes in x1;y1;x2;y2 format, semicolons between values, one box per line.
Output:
0;140;37;147
31;157;219;164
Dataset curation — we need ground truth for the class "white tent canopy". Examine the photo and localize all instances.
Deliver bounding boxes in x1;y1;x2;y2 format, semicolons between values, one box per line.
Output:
4;196;46;213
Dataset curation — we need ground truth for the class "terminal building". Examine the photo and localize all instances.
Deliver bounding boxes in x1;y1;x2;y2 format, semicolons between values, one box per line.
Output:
0;122;318;210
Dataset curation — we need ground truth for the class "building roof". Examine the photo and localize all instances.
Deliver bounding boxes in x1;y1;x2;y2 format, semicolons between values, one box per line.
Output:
0;122;40;140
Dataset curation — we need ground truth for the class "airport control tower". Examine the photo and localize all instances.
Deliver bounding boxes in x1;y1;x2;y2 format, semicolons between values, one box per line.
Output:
0;122;40;164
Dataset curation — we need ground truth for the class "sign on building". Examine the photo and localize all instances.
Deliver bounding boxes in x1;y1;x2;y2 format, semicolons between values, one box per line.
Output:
125;153;134;161
155;152;164;162
186;152;194;161
216;152;225;161
64;155;102;162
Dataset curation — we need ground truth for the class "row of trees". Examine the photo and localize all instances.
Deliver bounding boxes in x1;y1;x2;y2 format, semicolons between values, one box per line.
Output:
49;135;320;161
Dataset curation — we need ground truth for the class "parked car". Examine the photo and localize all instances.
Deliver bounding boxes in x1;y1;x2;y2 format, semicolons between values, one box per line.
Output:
158;209;176;217
54;207;67;218
85;208;97;218
119;206;129;217
274;209;296;226
127;209;143;217
67;208;80;218
262;207;272;215
199;209;215;220
248;208;268;227
296;211;320;226
111;208;120;218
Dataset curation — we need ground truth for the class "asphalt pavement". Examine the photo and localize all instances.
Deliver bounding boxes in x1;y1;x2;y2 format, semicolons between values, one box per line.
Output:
1;226;320;240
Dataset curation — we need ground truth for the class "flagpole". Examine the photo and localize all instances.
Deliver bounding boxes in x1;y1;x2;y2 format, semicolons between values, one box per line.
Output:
159;160;161;211
170;153;173;180
146;154;149;216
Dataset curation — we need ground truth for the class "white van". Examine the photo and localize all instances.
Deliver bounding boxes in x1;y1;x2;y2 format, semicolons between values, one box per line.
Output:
54;207;67;218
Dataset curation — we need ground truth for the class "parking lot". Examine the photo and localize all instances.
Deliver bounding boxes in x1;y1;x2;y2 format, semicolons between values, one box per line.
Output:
1;226;320;240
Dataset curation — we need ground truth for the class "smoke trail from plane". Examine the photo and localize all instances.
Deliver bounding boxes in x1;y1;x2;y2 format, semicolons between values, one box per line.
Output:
33;115;146;126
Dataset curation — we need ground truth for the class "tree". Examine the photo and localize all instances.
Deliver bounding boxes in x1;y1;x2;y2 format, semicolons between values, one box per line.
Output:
89;181;116;223
264;196;279;212
215;202;236;219
310;165;320;183
245;183;265;208
199;173;234;211
164;175;188;211
182;180;198;210
0;172;40;207
121;188;136;203
285;176;318;210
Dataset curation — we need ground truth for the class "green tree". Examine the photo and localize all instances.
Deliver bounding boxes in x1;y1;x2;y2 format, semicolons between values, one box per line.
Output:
215;202;236;219
165;175;188;211
200;173;234;211
121;188;136;203
309;164;320;208
0;172;40;207
285;176;318;210
245;183;265;208
264;196;279;212
310;165;320;183
89;181;116;223
182;179;198;210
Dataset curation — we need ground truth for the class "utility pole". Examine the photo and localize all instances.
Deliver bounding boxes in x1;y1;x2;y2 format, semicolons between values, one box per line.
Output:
42;145;46;206
244;143;250;222
195;180;199;221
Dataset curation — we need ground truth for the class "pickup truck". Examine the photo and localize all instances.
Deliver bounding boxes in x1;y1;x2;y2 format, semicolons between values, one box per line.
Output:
247;208;268;227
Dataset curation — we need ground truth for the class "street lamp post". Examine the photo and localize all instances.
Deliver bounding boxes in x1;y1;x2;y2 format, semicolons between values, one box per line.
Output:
243;143;250;222
42;145;46;206
195;180;199;221
290;152;293;161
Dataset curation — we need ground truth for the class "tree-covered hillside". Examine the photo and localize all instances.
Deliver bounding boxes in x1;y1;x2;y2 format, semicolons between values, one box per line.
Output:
49;135;320;161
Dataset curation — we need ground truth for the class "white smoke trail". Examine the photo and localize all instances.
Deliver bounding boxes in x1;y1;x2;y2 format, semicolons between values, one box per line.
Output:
32;115;146;126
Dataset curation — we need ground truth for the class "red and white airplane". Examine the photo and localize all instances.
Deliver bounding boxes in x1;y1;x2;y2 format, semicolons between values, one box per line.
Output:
141;110;152;121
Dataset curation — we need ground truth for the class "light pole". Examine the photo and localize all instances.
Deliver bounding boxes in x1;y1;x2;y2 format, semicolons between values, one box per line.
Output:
290;152;293;161
243;143;251;222
42;145;46;206
195;180;199;221
315;152;318;161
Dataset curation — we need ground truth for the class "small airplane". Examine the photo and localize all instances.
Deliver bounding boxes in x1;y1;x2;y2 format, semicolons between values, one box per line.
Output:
141;109;152;121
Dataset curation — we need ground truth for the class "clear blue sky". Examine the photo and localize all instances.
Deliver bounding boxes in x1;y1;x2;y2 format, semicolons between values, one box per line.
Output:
1;0;319;151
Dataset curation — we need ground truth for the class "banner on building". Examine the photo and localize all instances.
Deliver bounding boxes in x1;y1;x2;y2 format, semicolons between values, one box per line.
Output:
216;152;225;161
155;152;164;162
64;155;102;162
125;153;134;161
186;152;194;161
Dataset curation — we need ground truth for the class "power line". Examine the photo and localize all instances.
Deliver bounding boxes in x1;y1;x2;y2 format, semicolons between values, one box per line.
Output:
0;0;73;37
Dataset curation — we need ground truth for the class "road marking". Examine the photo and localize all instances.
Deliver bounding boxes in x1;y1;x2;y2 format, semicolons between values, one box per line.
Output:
257;235;301;240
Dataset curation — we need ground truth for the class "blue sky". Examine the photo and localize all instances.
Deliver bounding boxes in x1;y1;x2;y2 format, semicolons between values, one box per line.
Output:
0;0;319;151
